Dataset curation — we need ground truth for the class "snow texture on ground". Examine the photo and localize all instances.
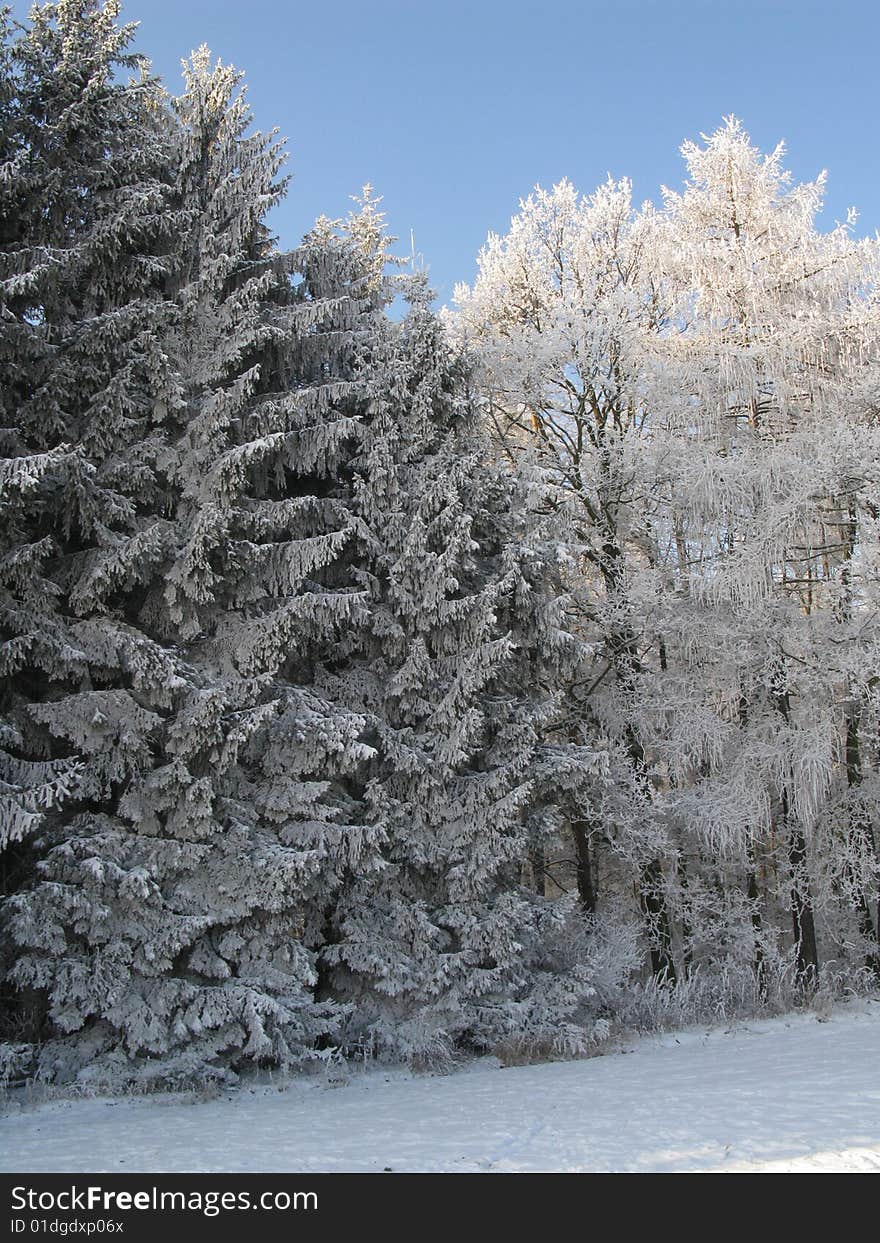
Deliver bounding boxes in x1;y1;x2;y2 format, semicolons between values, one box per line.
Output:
3;999;879;1173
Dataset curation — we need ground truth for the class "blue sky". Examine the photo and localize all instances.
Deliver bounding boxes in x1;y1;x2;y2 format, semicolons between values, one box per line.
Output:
11;1;880;304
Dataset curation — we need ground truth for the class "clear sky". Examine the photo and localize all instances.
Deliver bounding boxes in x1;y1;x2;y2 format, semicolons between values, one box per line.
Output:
10;0;880;304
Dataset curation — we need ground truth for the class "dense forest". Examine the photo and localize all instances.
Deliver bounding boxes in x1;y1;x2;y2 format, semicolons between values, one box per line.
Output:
1;0;878;1088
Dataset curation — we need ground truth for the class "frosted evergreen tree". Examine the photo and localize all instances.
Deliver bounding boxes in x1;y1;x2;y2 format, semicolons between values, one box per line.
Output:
0;8;72;877
303;201;606;1061
3;10;600;1080
4;38;376;1084
0;1;181;1064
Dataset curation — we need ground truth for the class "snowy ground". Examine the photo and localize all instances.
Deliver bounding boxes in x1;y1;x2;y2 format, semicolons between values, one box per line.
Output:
2;999;879;1173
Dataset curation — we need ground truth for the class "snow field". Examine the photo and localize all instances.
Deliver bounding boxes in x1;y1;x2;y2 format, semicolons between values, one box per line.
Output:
3;999;878;1173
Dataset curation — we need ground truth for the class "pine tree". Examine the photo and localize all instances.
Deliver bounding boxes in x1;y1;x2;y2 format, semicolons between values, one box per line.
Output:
0;1;181;1066
3;38;374;1085
301;200;605;1060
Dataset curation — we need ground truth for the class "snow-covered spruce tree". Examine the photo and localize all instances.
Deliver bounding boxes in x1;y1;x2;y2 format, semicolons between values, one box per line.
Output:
0;0;182;1062
4;40;378;1085
303;196;606;1062
0;8;77;887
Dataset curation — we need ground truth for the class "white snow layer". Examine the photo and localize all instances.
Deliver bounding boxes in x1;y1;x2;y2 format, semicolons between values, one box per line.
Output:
3;1000;879;1173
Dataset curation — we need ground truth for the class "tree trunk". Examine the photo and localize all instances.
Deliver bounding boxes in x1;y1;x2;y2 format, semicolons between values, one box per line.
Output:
787;805;818;981
623;719;676;983
677;853;693;975
746;862;766;996
528;834;547;898
641;859;676;981
570;820;596;914
740;698;766;992
844;707;880;978
774;681;818;982
596;516;676;980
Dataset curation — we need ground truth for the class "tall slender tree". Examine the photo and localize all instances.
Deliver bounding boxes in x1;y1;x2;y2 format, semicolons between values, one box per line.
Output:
312;245;605;1060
